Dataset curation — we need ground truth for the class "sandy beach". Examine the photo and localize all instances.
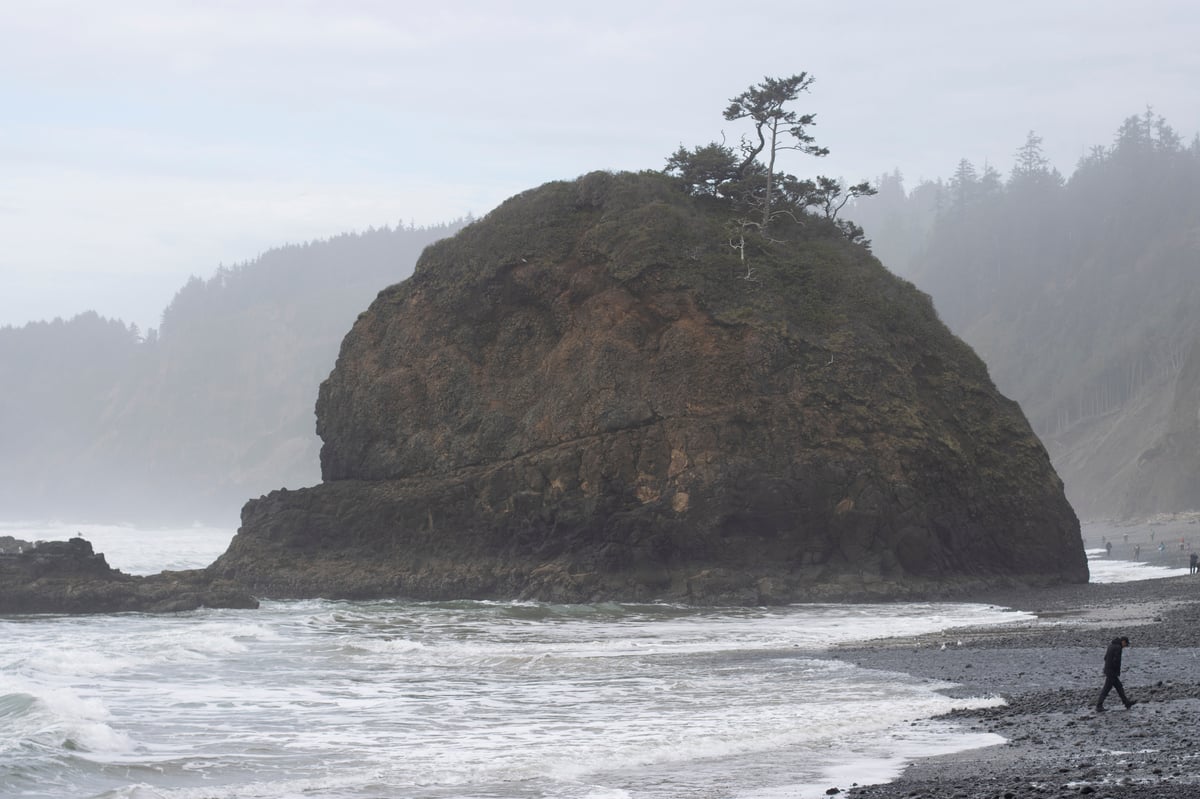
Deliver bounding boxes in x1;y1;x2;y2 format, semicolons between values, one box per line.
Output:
832;564;1200;798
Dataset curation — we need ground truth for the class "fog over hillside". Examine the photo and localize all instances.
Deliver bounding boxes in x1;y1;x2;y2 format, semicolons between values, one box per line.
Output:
3;4;1197;526
0;222;462;524
4;3;1195;333
5;110;1200;526
849;110;1200;519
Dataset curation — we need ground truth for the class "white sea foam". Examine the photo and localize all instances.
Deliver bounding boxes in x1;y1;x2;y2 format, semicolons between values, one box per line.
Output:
1086;549;1192;582
24;645;139;677
744;721;1006;798
0;525;1068;798
1;598;1022;798
1;676;138;759
347;637;427;655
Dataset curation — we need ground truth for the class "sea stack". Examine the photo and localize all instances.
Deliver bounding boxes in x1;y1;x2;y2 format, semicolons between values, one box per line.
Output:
210;170;1087;603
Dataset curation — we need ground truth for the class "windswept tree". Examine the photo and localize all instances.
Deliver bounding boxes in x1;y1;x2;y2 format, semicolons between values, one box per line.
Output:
723;73;830;226
663;142;741;198
664;72;876;253
801;176;876;222
799;176;877;243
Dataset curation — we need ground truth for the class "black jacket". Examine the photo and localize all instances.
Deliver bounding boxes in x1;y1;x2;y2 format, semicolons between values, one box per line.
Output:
1104;638;1124;676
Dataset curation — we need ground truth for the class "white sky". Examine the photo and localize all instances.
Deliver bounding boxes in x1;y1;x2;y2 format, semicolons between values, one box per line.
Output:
3;0;1197;333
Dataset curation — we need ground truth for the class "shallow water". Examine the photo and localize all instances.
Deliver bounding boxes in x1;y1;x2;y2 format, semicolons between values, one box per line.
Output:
0;523;1029;799
3;598;1017;799
1084;548;1192;582
11;522;1184;798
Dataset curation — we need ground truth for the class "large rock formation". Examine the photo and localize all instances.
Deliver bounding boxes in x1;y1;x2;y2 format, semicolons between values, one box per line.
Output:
211;171;1087;604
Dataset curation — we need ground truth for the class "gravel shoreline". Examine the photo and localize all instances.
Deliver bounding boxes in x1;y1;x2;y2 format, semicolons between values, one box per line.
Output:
828;573;1200;798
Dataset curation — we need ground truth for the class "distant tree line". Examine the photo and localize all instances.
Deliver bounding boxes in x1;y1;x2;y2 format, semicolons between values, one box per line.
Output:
0;220;464;524
845;109;1200;516
850;109;1200;301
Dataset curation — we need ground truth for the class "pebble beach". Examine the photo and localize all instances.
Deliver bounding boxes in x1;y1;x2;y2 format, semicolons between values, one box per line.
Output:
834;521;1200;799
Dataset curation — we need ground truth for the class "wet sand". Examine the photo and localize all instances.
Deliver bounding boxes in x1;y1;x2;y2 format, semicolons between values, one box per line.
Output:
833;572;1200;798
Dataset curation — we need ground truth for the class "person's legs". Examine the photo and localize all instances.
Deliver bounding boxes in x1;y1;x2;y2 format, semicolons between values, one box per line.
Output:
1099;675;1134;710
1112;676;1131;707
1096;675;1115;710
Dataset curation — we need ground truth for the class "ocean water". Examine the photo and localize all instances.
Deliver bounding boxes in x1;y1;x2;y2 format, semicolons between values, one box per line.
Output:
1084;548;1192;582
0;522;1157;799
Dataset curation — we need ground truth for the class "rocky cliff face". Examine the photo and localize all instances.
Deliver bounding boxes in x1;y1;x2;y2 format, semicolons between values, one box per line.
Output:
211;171;1087;604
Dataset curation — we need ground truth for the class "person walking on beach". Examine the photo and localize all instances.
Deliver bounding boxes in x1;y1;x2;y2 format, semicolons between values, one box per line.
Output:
1095;636;1136;712
1190;551;1198;574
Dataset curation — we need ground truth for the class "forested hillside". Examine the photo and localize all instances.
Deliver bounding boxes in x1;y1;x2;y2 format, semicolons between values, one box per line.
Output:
850;110;1200;519
0;221;462;525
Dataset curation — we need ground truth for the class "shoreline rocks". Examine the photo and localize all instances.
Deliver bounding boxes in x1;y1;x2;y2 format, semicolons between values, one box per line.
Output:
0;535;32;554
0;536;257;614
838;574;1200;798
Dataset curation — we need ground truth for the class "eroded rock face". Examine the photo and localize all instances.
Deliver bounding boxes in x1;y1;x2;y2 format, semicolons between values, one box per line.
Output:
212;171;1087;604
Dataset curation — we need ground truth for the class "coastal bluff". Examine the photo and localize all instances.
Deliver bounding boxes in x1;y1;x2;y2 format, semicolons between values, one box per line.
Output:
211;170;1087;604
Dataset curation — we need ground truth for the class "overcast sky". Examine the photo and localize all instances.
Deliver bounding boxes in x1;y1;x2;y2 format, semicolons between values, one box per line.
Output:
3;1;1196;333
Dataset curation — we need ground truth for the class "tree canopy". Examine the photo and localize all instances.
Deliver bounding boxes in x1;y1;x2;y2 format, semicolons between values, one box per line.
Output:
843;111;1200;518
665;73;875;243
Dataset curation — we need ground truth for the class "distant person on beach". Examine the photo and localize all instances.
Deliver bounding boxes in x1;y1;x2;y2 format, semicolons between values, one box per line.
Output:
1106;541;1112;556
1190;551;1198;574
1095;636;1136;712
1135;544;1141;561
